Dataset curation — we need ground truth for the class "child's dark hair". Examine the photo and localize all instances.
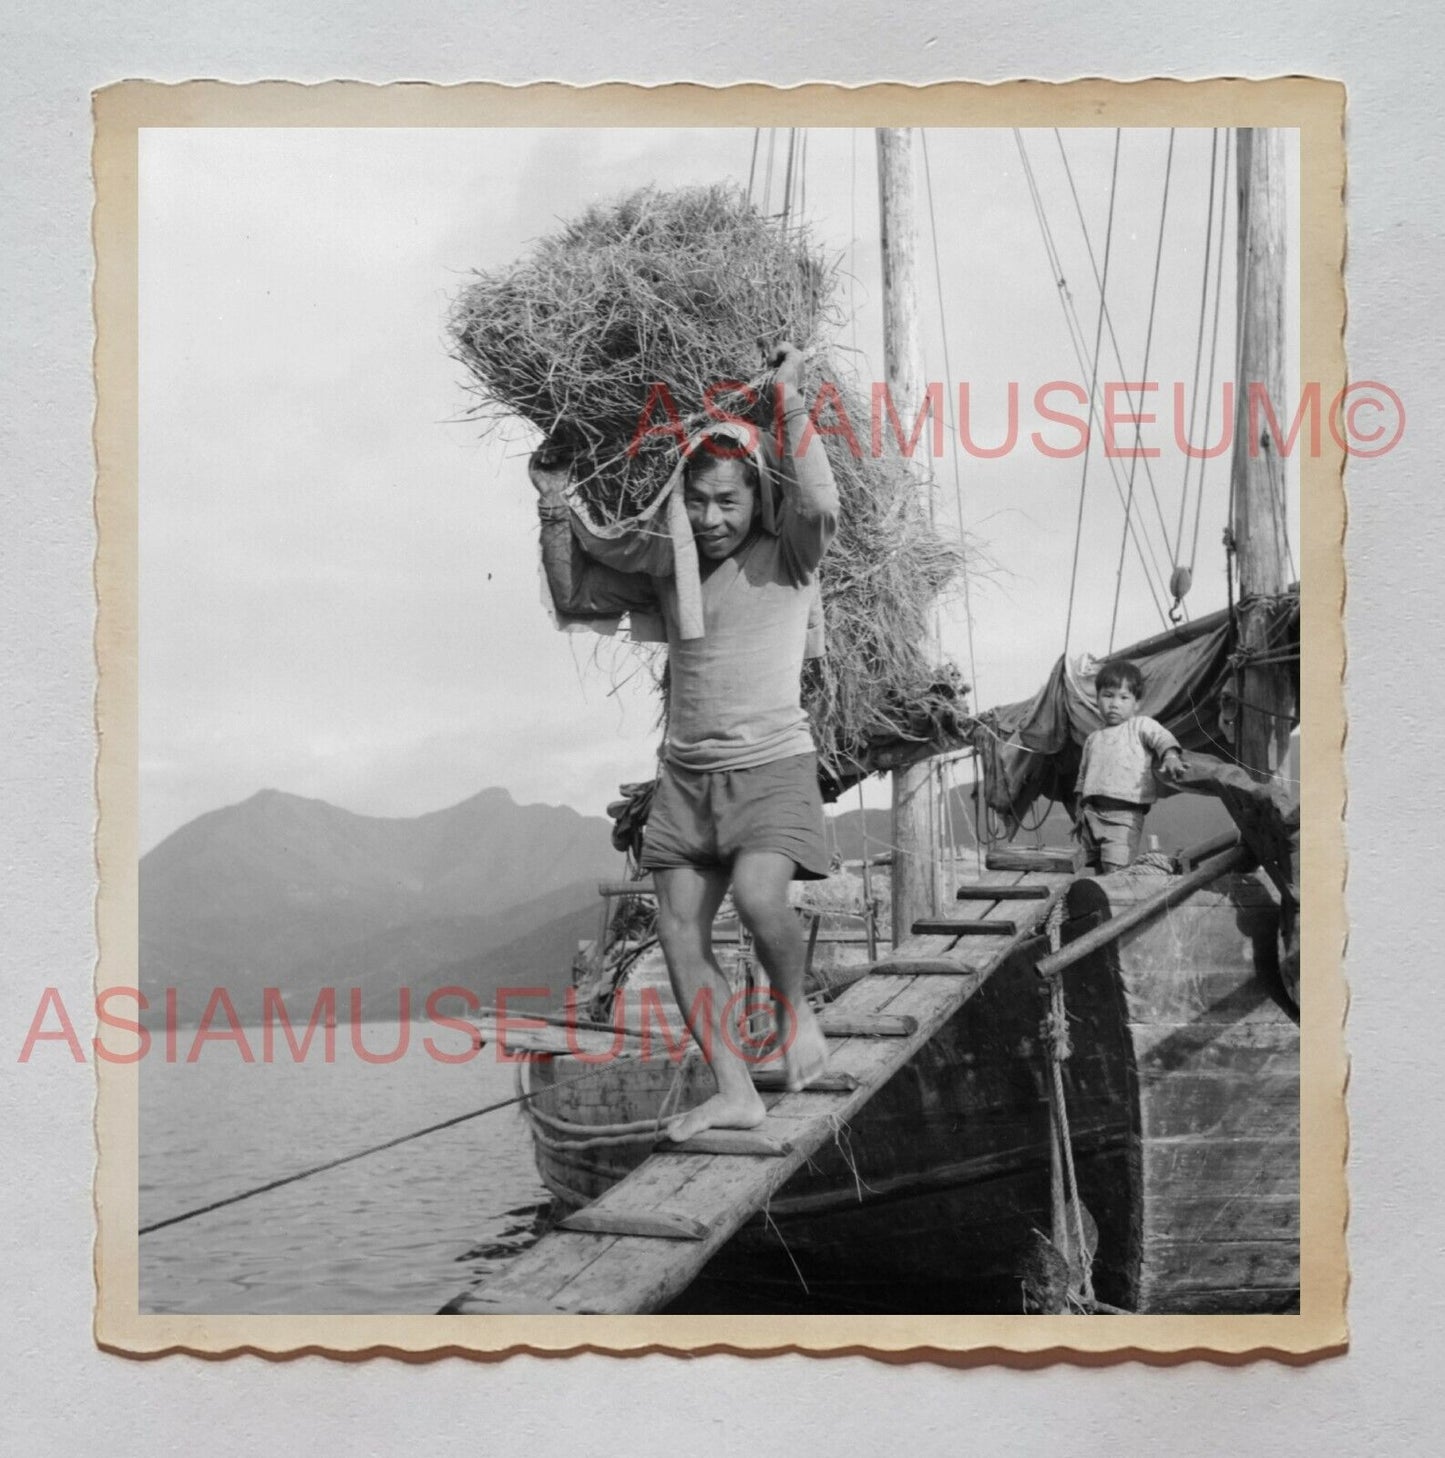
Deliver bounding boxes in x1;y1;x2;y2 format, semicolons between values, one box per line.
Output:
1096;659;1144;697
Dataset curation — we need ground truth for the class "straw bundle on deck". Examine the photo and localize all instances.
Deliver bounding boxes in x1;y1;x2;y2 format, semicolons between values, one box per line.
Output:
449;184;972;782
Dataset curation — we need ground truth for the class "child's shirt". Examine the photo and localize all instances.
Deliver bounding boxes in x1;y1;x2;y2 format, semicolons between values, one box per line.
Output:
1075;716;1180;805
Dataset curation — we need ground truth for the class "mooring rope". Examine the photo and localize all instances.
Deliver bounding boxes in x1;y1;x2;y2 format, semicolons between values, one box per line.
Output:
763;1204;811;1294
138;1056;622;1237
1040;898;1099;1312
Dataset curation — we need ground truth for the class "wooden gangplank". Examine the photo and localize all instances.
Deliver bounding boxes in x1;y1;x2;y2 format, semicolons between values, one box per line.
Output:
446;868;1071;1316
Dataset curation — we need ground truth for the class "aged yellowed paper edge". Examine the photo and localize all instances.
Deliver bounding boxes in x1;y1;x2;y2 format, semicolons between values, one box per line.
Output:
94;77;1347;1360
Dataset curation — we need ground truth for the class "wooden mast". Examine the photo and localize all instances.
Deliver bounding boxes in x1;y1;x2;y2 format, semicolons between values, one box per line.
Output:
877;127;938;944
1230;128;1294;778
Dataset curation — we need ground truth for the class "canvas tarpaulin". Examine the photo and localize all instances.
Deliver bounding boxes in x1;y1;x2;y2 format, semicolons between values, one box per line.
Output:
972;594;1299;832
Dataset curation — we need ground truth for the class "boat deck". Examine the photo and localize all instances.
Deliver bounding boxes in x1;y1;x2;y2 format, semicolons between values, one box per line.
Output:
445;866;1072;1316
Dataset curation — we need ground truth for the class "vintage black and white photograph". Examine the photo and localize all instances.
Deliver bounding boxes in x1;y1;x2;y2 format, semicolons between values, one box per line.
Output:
93;81;1345;1353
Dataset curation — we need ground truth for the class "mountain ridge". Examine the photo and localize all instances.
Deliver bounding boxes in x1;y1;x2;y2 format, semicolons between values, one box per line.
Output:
140;780;1231;1027
140;785;625;1023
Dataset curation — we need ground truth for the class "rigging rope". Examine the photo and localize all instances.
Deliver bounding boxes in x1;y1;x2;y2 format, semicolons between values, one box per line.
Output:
1036;127;1120;657
1190;133;1232;576
837;781;996;879
799;127;808;219
848;129;859;361
1107;129;1176;653
856;779;880;956
1050;131;1177;611
781;127;798;223
939;755;960;899
920;129;981;716
1017;136;1094;395
1173;129;1220;576
1180;678;1302;788
1054;130;1177;576
1015;793;1057;837
1015;130;1169;629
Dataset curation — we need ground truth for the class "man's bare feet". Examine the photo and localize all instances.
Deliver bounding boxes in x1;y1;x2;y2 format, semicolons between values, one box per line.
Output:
665;1088;767;1143
782;1005;830;1093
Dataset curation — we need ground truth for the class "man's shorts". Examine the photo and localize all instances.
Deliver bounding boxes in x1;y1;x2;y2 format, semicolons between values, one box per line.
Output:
640;752;831;881
1077;795;1148;871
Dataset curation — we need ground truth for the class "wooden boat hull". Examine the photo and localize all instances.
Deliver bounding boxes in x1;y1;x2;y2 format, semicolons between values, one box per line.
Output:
522;869;1299;1314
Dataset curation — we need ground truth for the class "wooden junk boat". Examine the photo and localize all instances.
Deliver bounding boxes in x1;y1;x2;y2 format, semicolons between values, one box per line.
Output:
502;647;1301;1317
454;127;1304;1317
483;578;1301;1316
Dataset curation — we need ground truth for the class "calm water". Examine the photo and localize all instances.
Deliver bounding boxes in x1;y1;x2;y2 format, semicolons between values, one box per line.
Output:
139;1021;550;1314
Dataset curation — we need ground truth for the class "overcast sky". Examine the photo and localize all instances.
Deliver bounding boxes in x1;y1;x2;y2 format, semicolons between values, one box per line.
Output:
138;125;1300;851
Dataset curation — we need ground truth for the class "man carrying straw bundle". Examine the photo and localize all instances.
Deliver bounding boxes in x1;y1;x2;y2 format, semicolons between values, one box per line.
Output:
531;342;838;1141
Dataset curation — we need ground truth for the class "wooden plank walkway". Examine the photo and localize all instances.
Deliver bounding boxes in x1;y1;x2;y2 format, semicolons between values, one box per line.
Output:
445;867;1071;1316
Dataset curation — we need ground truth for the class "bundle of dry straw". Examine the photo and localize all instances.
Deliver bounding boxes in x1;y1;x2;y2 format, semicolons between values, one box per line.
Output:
449;184;971;776
450;184;833;520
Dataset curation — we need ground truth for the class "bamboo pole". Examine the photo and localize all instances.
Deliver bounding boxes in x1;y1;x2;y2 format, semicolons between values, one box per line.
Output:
1231;128;1294;778
877;126;939;945
1033;844;1251;979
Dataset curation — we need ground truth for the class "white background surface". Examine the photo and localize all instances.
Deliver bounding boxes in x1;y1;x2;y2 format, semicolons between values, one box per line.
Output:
2;4;1439;1453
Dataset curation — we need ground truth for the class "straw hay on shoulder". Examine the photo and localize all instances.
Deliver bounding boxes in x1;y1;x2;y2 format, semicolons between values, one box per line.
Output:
449;184;974;778
449;183;837;520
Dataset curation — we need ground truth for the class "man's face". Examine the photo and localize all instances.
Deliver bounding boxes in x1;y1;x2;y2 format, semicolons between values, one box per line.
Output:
1097;681;1139;727
684;457;758;561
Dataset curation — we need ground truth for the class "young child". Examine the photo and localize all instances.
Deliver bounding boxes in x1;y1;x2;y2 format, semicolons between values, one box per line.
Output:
1074;660;1185;872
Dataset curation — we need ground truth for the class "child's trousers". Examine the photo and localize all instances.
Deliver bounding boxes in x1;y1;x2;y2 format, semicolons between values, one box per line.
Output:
1077;796;1147;871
